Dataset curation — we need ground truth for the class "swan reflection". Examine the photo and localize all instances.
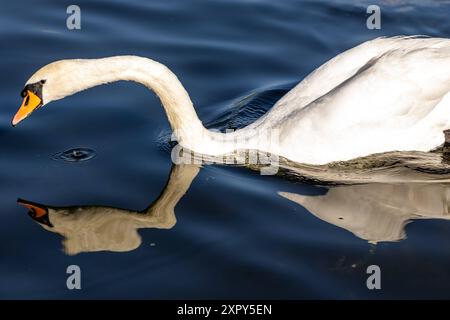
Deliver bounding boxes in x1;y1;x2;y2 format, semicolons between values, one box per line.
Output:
17;162;450;254
280;183;450;243
18;164;199;255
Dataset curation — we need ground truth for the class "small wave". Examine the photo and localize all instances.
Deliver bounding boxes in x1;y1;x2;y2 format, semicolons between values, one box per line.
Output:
275;149;450;185
52;148;97;163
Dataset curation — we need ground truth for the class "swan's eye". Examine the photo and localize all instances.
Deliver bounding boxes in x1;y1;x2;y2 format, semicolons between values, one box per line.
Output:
20;90;27;98
40;80;46;84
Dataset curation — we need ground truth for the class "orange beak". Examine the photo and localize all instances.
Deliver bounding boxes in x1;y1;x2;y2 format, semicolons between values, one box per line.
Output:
12;90;42;126
17;199;48;218
17;198;53;228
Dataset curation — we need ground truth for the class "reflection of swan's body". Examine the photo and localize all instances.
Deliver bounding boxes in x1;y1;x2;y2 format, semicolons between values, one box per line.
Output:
13;36;450;165
19;163;450;252
280;183;450;243
18;165;199;255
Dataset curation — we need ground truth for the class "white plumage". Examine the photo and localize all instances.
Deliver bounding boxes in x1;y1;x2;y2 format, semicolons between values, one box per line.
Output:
18;36;450;165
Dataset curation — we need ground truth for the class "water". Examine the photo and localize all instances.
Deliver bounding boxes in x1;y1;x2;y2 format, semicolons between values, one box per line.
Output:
1;0;450;299
52;147;97;162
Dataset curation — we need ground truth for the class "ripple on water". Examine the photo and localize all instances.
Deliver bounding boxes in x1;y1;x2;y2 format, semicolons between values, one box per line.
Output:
52;148;97;163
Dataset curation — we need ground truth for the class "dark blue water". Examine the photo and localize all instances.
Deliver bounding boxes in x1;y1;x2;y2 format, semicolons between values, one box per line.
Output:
1;0;450;299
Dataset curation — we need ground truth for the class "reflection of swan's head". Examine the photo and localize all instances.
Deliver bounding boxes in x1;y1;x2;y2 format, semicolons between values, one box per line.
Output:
18;199;52;227
17;164;200;255
18;198;174;255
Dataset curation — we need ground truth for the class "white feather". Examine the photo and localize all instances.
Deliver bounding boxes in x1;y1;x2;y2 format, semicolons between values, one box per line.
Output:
24;36;450;165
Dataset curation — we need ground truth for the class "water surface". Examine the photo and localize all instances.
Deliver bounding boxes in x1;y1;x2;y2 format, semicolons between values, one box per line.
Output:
1;0;450;299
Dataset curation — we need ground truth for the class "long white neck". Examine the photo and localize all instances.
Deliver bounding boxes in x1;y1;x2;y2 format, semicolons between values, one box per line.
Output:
60;56;202;134
47;56;255;155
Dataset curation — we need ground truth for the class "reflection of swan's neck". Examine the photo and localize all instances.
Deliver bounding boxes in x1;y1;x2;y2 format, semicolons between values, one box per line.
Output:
61;56;249;154
31;164;200;255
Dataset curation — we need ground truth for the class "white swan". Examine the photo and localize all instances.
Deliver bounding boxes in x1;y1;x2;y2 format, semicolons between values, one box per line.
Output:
12;36;450;165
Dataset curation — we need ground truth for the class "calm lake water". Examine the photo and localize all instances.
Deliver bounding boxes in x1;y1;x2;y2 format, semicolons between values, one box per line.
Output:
1;0;450;299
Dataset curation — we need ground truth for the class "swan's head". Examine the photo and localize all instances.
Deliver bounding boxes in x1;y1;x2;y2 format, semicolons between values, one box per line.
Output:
12;60;85;126
12;56;198;131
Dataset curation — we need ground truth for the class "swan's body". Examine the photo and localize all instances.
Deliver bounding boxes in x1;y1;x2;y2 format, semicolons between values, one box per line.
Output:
13;36;450;165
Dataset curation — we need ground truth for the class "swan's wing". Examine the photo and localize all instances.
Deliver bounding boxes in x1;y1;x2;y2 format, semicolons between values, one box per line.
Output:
300;41;450;128
278;38;450;164
262;36;450;126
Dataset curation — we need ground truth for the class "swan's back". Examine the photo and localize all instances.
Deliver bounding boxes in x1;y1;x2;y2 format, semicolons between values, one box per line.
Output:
259;36;450;126
254;36;450;164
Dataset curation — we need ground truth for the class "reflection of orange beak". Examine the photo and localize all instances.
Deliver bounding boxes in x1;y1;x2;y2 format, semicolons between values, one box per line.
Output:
12;90;42;126
17;198;48;218
17;198;53;227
